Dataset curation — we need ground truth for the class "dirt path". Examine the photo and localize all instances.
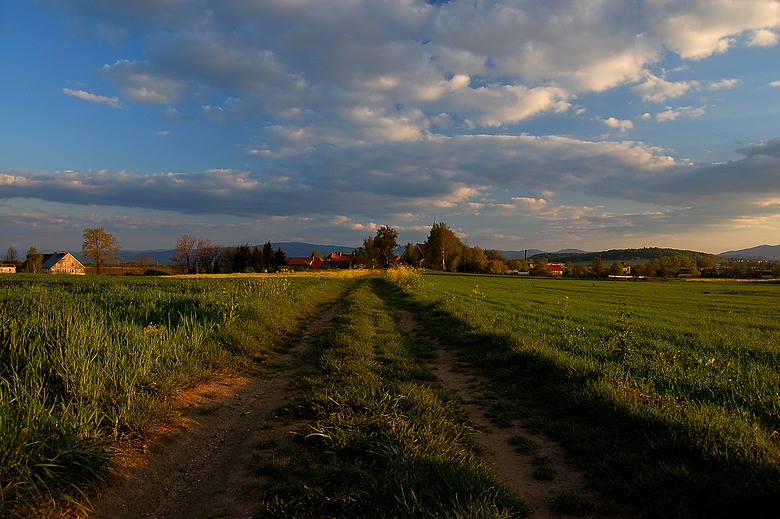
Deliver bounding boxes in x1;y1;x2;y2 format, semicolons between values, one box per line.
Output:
85;300;620;518
395;308;610;519
85;303;342;519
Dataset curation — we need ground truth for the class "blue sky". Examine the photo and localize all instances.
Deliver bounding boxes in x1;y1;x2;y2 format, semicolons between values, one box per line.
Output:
2;1;779;256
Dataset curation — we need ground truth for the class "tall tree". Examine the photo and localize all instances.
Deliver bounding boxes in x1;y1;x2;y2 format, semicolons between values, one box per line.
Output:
172;234;198;273
25;246;42;273
5;246;19;264
425;222;463;271
81;227;121;275
233;244;253;272
272;246;287;267
373;225;399;267
262;241;274;269
195;237;217;273
362;236;379;268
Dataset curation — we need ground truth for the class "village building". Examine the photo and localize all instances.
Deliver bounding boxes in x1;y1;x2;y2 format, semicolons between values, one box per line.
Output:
41;252;86;275
0;265;16;274
324;252;352;268
400;243;426;268
284;256;325;269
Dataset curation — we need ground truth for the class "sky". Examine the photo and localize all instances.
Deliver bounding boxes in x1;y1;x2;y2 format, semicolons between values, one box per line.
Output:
1;0;780;256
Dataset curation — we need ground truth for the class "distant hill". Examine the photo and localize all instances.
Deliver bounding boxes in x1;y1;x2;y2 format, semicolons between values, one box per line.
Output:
719;244;780;260
499;249;546;260
531;247;720;263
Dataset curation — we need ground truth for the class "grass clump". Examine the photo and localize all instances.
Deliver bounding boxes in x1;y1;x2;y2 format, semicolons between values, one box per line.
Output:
0;274;354;517
254;277;528;518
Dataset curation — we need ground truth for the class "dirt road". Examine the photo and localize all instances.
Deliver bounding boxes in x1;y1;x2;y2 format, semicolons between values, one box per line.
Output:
86;302;608;518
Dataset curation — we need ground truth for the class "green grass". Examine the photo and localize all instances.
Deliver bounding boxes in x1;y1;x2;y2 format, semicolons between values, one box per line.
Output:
253;277;528;518
0;273;354;517
388;272;780;518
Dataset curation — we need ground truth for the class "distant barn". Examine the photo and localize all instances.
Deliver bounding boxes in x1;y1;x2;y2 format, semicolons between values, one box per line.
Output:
42;252;86;275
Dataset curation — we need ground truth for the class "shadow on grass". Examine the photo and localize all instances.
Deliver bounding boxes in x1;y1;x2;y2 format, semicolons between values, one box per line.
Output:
372;277;780;519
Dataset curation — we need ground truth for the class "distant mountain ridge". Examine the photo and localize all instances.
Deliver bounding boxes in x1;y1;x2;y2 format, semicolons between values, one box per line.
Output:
77;243;780;265
719;244;780;260
529;247;720;263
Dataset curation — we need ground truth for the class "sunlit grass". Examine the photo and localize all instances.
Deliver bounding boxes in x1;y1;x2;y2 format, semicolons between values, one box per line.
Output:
388;272;780;518
254;277;528;518
0;274;355;517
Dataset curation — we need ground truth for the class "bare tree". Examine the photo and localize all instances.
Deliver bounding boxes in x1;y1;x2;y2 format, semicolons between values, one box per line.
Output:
195;237;218;273
172;234;198;273
82;228;121;275
5;246;19;264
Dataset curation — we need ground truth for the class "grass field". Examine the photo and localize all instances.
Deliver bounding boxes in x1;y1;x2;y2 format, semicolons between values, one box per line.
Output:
391;270;780;517
252;276;528;518
3;270;779;517
0;273;358;517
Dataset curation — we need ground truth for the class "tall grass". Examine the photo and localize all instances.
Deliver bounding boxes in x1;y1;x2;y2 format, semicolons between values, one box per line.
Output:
254;277;528;518
0;273;354;517
389;273;780;517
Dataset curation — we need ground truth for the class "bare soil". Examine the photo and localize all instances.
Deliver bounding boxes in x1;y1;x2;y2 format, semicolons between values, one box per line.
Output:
80;301;621;518
84;303;342;519
395;308;610;519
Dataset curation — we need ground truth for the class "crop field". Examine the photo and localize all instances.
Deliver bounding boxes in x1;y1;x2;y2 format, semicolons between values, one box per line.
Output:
391;270;780;517
3;269;779;518
0;272;359;517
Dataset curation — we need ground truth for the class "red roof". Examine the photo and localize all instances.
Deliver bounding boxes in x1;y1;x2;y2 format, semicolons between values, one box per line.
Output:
326;252;352;262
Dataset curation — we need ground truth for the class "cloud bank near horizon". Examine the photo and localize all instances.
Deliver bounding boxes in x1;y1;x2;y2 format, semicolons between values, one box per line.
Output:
1;0;779;252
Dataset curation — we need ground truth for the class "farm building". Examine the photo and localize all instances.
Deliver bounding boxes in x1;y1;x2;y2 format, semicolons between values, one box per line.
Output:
400;243;426;268
284;256;325;269
0;265;16;274
324;252;352;268
42;252;86;275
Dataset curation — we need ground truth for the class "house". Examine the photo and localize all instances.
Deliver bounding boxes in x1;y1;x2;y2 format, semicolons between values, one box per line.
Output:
400;243;426;268
547;263;565;276
284;256;325;269
0;265;16;274
324;252;352;268
42;252;86;275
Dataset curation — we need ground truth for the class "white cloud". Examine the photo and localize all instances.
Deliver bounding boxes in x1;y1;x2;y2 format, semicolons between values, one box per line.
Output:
650;0;780;59
708;79;740;90
632;74;695;103
602;117;634;133
770;80;780;88
656;106;706;122
748;28;779;46
62;88;121;108
101;60;188;104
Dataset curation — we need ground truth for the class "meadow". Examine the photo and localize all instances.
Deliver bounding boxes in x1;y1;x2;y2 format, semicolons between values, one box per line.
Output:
3;269;779;517
391;269;780;517
0;272;359;517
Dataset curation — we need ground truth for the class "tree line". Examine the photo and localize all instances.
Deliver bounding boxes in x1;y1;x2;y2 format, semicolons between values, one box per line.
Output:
171;235;289;274
4;225;779;279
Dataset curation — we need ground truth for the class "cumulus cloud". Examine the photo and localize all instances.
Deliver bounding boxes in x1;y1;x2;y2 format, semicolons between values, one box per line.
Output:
16;1;780;250
48;0;780;144
602;117;634;133
632;74;695;102
101;60;188;104
62;88;121;108
708;79;740;90
748;28;779;46
656;106;706;122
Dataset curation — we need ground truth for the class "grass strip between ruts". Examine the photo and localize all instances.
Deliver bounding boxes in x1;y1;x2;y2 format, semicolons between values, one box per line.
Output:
253;277;528;518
